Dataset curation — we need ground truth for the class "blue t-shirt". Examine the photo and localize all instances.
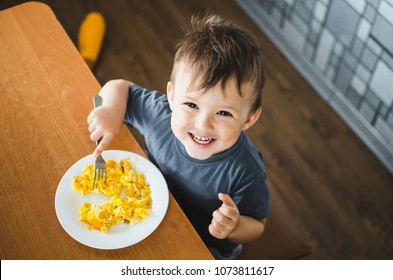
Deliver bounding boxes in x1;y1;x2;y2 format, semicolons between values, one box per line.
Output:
125;84;270;250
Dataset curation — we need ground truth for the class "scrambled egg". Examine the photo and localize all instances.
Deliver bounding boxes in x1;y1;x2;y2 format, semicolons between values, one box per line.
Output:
72;158;152;232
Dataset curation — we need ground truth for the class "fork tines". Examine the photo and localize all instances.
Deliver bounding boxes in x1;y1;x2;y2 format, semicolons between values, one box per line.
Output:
93;155;107;189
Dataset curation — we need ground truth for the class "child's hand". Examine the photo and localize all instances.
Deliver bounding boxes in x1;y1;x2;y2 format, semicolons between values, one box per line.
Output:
209;193;240;239
87;105;122;157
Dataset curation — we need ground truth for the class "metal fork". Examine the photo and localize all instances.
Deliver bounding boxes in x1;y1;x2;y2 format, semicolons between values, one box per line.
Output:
92;95;107;189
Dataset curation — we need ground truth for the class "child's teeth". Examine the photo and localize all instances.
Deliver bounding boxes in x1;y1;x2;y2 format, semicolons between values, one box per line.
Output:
193;134;213;144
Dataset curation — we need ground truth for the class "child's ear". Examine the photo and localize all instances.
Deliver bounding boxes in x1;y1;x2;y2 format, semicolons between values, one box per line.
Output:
167;81;174;110
242;107;262;131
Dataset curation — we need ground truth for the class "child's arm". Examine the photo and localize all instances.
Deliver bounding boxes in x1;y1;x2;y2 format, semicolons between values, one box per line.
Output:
209;193;267;243
87;79;132;156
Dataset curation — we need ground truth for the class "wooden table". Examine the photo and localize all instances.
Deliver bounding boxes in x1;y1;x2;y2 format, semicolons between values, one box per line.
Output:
0;2;212;260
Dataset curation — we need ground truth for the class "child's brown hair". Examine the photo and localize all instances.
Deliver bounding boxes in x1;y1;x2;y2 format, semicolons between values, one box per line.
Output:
170;13;267;112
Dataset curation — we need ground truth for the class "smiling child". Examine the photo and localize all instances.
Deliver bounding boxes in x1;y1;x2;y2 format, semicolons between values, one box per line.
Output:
87;13;270;259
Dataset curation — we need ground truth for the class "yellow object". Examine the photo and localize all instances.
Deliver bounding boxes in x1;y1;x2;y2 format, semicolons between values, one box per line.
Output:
73;158;152;233
78;12;105;69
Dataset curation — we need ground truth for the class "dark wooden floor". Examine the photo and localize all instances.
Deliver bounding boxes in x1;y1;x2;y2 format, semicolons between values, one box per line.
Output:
2;0;393;259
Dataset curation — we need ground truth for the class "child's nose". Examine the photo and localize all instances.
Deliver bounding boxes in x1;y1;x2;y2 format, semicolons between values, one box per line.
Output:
195;113;214;130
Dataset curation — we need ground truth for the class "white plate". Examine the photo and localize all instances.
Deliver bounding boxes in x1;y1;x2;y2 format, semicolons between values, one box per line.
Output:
55;150;169;249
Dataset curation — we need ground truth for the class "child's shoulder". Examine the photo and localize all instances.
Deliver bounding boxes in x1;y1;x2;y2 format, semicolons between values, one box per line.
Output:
129;84;169;111
223;133;267;177
130;84;167;99
240;133;265;163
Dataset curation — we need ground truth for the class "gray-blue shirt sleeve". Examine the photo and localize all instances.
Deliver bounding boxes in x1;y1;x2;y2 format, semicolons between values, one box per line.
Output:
124;84;169;136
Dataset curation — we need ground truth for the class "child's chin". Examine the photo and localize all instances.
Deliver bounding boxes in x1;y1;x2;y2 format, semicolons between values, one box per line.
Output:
185;148;212;160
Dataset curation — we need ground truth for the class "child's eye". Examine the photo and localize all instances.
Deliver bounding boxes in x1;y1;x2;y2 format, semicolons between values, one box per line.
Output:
185;102;198;109
217;111;233;117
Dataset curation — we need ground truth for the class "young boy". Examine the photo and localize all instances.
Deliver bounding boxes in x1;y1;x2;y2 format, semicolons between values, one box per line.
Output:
87;14;270;259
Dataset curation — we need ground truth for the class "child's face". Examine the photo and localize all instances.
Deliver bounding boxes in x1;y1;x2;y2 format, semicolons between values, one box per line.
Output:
167;64;261;160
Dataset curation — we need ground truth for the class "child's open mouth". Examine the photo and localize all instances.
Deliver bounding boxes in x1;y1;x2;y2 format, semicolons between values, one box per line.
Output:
189;133;215;145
